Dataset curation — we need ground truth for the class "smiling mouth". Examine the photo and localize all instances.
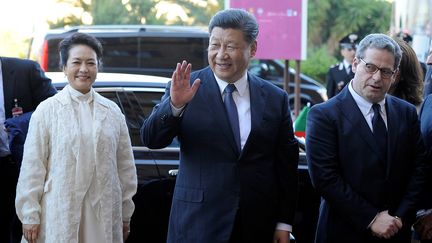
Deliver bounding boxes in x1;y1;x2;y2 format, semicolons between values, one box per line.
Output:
216;63;231;69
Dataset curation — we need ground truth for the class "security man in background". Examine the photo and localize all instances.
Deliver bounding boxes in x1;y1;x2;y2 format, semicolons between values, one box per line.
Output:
326;33;358;98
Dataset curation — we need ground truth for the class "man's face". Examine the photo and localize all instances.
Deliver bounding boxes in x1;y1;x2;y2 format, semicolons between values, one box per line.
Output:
208;27;257;83
341;46;356;63
351;48;397;103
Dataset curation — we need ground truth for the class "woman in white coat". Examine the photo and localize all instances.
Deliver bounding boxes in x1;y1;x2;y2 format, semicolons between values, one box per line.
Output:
15;32;137;243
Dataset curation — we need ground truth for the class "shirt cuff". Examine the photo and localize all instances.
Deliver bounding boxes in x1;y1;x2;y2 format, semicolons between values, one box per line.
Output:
276;222;292;232
170;101;185;117
368;213;379;228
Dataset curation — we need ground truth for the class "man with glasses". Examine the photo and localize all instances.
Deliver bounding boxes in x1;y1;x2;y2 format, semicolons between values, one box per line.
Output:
326;33;358;98
306;33;429;242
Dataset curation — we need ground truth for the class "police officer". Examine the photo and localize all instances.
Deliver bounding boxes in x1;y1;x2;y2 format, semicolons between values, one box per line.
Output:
326;33;358;98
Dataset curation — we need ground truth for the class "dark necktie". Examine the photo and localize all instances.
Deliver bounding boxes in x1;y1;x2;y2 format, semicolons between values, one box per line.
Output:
224;84;241;152
347;64;352;74
372;104;387;160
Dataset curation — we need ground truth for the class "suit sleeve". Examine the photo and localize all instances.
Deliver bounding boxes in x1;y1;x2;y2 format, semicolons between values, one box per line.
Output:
276;92;299;224
141;81;182;149
29;60;57;104
306;105;379;232
395;106;430;220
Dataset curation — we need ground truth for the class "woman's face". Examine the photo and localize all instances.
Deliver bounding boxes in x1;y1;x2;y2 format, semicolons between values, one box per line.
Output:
63;44;98;93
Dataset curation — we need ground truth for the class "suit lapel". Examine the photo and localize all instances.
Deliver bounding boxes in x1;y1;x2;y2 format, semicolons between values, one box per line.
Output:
240;74;267;158
337;87;386;162
385;97;398;176
196;68;239;155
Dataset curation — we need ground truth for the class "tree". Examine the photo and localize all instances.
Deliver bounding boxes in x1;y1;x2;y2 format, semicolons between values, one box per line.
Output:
308;0;391;54
49;0;224;27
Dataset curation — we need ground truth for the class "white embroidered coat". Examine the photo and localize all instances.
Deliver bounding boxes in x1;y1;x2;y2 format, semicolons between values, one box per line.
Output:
15;87;137;242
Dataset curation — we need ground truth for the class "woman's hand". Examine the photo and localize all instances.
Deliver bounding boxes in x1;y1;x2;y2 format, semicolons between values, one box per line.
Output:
22;224;40;243
123;221;130;242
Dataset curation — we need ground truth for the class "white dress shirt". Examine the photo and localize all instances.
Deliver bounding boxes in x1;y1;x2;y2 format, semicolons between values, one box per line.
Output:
348;81;388;130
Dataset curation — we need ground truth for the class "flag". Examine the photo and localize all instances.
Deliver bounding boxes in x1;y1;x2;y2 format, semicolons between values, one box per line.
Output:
294;104;311;138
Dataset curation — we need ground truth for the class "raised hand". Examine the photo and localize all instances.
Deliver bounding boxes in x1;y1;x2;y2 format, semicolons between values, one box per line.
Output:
170;60;201;108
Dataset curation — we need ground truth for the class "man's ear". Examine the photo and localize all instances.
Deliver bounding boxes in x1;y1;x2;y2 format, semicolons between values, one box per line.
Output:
351;57;359;73
250;41;257;57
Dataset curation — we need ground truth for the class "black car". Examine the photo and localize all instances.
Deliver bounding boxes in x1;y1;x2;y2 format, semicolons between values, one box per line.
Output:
46;72;319;242
249;59;328;109
31;25;326;111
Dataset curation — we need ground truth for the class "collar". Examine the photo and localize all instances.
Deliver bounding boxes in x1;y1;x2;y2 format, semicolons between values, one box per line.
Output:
67;85;94;103
342;59;351;69
348;80;386;116
214;71;248;97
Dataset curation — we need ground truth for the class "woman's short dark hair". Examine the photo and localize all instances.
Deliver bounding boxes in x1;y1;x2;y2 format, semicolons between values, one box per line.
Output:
208;8;259;44
58;32;103;70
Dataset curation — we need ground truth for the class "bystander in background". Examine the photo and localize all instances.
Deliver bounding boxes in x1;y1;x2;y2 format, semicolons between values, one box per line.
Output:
389;38;423;109
326;33;358;98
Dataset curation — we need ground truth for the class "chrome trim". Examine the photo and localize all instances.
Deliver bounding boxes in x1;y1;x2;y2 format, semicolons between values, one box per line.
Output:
133;146;180;152
93;87;165;92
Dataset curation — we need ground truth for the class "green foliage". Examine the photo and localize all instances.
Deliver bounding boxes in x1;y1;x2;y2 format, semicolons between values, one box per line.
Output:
308;0;391;54
45;0;391;84
306;0;391;83
300;46;338;84
48;0;224;27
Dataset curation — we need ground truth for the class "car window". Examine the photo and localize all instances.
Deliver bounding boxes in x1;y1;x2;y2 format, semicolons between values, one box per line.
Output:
103;37;139;69
97;90;179;147
139;37;208;72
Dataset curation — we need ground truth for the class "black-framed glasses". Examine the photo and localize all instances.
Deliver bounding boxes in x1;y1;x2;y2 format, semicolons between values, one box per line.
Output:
359;58;396;79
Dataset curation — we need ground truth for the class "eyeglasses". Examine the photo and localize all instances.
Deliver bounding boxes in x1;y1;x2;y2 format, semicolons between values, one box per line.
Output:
359;58;396;79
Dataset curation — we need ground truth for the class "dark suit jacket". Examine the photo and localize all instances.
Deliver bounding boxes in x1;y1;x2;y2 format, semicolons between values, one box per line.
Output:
326;63;354;98
419;94;432;210
306;86;429;243
141;66;299;243
1;57;57;119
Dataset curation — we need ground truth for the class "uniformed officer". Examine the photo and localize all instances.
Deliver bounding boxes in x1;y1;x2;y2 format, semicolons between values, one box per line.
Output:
326;33;358;98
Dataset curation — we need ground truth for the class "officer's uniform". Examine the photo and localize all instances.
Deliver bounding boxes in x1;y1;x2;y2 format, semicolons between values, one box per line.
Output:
326;33;358;98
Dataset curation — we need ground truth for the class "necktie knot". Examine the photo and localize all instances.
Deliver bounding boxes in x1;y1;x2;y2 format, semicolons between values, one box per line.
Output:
372;103;381;115
225;84;236;94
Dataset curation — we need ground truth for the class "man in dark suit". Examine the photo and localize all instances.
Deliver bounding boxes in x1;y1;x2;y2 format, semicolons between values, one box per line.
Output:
141;9;299;243
415;94;432;242
306;33;429;243
0;57;57;243
326;33;358;98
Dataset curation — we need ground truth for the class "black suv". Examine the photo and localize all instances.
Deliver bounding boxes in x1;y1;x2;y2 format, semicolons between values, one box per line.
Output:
46;72;319;243
30;25;327;109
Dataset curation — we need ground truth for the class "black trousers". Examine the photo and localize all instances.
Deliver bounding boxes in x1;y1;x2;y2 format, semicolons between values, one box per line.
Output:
0;156;22;243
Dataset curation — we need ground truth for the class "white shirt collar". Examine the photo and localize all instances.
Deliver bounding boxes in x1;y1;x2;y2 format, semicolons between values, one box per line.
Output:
343;59;351;70
214;72;248;96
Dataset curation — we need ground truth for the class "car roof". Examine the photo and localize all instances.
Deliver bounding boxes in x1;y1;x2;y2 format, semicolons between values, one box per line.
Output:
44;25;209;38
45;72;170;89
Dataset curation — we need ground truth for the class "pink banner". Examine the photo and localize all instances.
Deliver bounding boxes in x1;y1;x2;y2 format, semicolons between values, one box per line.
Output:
229;0;307;60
